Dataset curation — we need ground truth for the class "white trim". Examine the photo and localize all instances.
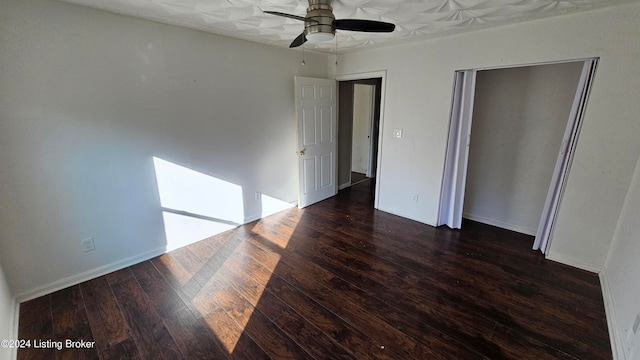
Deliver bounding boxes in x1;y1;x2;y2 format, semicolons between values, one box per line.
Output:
366;84;376;178
544;252;601;273
335;70;386;210
15;246;166;303
457;57;601;72
462;213;536;236
600;270;624;360
9;301;19;360
377;206;438;228
338;182;352;190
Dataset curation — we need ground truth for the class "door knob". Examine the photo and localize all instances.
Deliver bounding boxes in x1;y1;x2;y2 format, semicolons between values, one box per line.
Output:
297;149;306;156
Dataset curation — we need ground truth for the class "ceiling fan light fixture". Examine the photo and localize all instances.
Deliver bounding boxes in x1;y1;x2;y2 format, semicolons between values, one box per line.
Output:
305;31;335;43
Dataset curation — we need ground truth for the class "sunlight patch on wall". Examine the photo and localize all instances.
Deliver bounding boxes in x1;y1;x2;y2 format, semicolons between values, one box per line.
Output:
260;193;294;218
161;211;236;252
153;157;244;251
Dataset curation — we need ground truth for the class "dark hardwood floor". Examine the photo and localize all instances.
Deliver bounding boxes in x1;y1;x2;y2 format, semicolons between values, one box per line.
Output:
18;179;611;359
350;172;368;186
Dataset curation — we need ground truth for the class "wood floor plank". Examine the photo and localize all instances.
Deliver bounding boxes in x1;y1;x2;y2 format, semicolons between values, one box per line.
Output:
17;296;55;360
201;307;271;360
162;308;230;360
109;271;183;360
98;338;142;360
221;260;358;360
129;260;188;319
265;274;398;360
50;286;99;360
208;276;313;359
80;277;131;354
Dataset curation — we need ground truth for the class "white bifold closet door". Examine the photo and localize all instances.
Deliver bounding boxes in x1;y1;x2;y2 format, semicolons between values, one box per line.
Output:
438;70;477;229
533;59;598;253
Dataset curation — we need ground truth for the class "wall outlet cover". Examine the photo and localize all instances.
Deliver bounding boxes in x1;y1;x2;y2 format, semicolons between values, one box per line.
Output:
81;238;96;252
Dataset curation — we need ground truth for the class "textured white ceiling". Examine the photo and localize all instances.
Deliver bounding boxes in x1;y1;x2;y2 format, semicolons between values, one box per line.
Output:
60;0;632;53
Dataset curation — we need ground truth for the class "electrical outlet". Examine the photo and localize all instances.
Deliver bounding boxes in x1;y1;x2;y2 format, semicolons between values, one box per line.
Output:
255;191;261;201
412;194;419;203
81;237;95;252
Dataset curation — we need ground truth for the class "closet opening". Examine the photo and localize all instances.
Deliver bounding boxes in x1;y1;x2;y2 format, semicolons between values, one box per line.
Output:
438;58;598;254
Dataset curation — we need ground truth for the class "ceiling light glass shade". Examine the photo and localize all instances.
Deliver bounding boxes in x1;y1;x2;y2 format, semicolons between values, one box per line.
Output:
306;31;335;43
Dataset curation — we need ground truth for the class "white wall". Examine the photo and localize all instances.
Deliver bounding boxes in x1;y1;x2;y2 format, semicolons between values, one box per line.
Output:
332;2;640;271
463;63;582;235
0;260;16;360
603;152;640;359
0;0;328;299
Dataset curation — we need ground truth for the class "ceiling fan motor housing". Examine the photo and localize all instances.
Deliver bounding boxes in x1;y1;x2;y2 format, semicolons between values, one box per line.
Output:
305;0;335;38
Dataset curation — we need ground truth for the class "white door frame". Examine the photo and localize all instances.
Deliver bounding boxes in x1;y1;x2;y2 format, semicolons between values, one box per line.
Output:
336;71;387;209
366;84;377;178
437;58;598;254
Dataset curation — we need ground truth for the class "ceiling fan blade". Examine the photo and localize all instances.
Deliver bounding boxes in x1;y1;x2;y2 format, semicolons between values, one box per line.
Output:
334;19;395;33
290;32;307;48
264;11;318;23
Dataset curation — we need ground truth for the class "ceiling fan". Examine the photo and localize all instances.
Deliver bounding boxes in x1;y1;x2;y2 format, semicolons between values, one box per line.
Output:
264;0;396;48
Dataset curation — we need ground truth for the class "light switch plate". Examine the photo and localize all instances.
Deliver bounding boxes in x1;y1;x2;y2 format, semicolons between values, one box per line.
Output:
393;128;403;138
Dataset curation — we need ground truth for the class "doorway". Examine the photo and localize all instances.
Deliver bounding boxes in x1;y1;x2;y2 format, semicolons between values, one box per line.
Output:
337;78;382;194
438;59;598;254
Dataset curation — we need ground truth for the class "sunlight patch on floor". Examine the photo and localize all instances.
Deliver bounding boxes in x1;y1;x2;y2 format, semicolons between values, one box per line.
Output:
194;248;282;353
251;207;304;249
198;216;303;353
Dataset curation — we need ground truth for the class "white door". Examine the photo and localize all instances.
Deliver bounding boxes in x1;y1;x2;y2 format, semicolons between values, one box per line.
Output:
295;76;337;208
438;71;477;229
533;59;598;253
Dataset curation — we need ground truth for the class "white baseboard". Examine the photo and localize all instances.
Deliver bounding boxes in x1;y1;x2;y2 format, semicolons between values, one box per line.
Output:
338;182;351;190
15;246;166;303
462;212;536;236
544;252;601;273
376;206;438;227
600;270;625;360
15;201;302;303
